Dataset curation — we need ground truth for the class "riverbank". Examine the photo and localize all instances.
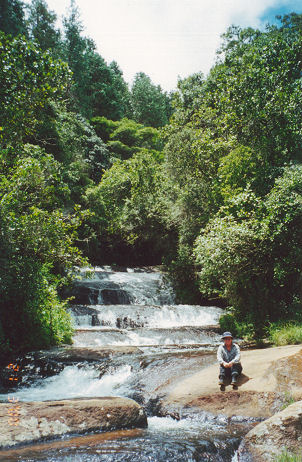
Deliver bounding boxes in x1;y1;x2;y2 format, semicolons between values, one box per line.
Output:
164;344;302;418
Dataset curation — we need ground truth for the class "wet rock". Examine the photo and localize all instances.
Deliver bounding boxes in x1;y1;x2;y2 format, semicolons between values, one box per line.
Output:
101;289;132;305
116;316;144;329
237;400;302;461
59;346;142;362
0;347;142;393
71;285;100;305
0;397;147;448
0;355;64;390
91;314;100;326
68;305;99;317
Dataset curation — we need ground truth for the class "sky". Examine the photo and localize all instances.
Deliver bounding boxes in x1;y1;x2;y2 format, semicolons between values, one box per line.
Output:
24;0;302;91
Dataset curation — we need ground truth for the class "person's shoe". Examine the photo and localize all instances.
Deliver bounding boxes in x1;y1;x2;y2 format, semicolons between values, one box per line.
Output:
231;374;238;390
220;383;225;391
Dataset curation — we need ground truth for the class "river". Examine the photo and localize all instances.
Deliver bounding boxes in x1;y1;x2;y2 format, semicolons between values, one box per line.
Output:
0;267;254;461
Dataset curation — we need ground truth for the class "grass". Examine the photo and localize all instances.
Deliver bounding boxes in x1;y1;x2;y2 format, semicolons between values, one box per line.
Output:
281;391;296;410
274;450;302;462
268;322;302;346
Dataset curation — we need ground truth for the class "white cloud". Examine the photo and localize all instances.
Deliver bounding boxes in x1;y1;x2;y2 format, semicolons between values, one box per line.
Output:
25;0;293;91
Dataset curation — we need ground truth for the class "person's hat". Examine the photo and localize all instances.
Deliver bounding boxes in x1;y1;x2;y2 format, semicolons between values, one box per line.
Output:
221;331;233;339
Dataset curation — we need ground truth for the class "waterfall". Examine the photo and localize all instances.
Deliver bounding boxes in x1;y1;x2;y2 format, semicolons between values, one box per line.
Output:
68;267;222;348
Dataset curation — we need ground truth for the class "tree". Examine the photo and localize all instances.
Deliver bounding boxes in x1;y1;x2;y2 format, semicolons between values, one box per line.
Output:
62;1;131;119
131;72;172;127
84;149;174;264
0;32;71;147
26;0;61;55
0;0;27;37
194;165;302;335
0;145;86;355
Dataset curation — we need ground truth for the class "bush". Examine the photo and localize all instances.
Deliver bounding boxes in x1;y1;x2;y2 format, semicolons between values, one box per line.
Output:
90;116;117;142
269;323;302;346
219;313;254;339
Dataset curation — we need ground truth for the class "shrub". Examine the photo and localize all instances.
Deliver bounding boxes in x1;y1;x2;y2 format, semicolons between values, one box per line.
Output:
269;323;302;346
219;313;254;339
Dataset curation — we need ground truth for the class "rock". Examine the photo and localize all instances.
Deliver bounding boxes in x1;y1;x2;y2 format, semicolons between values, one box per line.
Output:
0;397;147;448
164;345;302;418
70;285;100;305
237;400;302;461
91;314;100;326
60;346;142;362
101;289;132;305
0;347;141;392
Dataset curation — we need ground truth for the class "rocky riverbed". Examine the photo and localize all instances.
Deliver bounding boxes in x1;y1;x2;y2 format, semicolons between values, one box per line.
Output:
1;267;302;461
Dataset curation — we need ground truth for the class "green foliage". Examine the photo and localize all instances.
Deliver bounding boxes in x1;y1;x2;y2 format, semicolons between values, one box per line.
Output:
274;450;302;462
194;165;302;335
164;244;201;304
62;2;131;120
0;145;86;356
91;116;163;161
27;0;61;55
131;72;172;127
0;259;73;353
212;21;302;171
269;323;302;346
0;0;27;37
31;102;111;187
280;391;296;410
0;32;71;146
219;313;254;339
90;116;118;142
107;118;163;159
107;140;134;160
84;149;173;264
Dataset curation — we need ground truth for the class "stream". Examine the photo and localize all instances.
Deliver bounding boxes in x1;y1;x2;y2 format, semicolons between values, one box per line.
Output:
0;267;255;461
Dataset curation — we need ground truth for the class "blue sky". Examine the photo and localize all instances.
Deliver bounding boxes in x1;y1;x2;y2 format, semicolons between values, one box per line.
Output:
25;0;302;91
261;0;302;24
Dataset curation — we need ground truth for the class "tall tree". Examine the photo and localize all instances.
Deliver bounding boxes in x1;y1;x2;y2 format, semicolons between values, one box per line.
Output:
131;72;172;127
62;1;131;119
0;0;27;36
27;0;61;54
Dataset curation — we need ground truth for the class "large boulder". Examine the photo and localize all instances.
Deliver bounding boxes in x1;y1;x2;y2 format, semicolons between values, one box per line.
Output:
237;400;302;461
165;345;302;418
0;397;147;448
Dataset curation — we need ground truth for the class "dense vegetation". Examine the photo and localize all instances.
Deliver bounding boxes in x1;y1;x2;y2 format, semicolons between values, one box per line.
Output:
0;0;302;358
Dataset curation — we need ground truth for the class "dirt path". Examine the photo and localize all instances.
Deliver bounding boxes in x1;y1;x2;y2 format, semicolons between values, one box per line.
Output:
164;344;302;418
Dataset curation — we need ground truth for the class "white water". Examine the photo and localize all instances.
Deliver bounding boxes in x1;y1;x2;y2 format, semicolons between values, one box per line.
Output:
1;365;132;402
75;267;175;306
72;326;220;347
70;268;222;348
1;268;242;462
70;304;222;329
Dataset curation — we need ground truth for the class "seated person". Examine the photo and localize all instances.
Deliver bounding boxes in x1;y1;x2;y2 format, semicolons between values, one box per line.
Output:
217;331;242;390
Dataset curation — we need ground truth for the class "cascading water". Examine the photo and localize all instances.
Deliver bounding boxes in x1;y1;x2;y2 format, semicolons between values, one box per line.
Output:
68;267;222;348
0;267;250;462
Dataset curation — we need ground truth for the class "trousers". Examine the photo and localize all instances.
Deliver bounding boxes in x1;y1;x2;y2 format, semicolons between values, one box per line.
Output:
219;363;242;381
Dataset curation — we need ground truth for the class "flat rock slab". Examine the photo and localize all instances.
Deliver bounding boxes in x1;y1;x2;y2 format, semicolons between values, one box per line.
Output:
165;345;302;417
55;346;142;362
0;397;147;449
237;400;302;461
34;346;142;363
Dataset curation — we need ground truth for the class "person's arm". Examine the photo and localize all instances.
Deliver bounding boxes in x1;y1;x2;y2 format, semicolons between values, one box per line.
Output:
230;344;241;365
217;345;225;365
